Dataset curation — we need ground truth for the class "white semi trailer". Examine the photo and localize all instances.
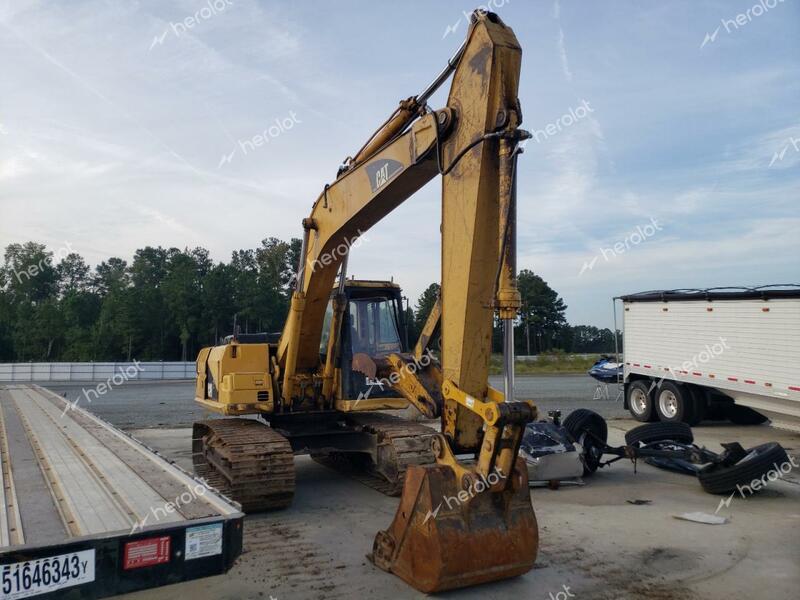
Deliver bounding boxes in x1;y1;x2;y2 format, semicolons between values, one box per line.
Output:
618;287;800;431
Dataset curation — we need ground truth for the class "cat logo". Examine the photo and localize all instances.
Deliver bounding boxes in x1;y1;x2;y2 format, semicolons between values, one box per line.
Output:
365;158;403;193
375;163;389;189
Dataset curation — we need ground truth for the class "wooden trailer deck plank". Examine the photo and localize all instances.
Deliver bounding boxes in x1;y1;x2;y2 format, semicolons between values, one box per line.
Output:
0;384;244;600
36;386;226;521
17;387;186;530
0;393;25;547
0;398;10;547
8;387;131;535
0;384;239;552
0;389;66;545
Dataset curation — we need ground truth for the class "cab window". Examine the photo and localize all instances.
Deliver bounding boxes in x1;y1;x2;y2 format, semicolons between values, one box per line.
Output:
349;297;402;356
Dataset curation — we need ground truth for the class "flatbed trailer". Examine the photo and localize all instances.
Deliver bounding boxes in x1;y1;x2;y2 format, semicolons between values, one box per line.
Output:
0;384;243;599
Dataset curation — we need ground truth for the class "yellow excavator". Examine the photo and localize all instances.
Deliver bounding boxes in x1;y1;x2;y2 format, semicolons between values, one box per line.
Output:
192;11;538;592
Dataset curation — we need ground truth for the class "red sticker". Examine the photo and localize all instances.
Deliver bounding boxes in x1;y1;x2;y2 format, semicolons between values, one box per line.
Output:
124;536;171;570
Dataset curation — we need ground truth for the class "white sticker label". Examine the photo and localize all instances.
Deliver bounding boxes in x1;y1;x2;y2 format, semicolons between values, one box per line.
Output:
0;549;95;599
185;523;223;560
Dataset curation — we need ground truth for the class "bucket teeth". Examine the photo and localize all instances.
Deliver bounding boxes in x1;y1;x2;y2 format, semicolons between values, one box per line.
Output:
372;457;538;593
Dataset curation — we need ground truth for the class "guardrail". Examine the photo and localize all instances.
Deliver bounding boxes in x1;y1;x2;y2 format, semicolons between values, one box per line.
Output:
0;362;196;382
516;354;597;362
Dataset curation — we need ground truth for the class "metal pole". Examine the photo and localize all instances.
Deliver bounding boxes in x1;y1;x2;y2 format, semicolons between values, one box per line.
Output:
295;225;311;294
613;298;620;364
402;295;409;350
497;136;519;404
613;297;622;386
322;256;349;402
338;253;348;294
503;319;515;402
526;315;531;356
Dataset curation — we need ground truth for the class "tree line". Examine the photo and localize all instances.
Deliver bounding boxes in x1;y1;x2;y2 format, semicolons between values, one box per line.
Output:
0;241;618;362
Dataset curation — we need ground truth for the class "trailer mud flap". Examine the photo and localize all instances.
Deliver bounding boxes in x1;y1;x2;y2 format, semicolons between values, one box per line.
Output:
371;458;538;593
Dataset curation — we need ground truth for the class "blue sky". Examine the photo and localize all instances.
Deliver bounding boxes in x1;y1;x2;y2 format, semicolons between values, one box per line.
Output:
0;0;798;328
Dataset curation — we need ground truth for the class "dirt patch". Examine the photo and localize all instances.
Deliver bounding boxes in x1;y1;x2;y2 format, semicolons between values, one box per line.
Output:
232;516;348;599
538;536;696;600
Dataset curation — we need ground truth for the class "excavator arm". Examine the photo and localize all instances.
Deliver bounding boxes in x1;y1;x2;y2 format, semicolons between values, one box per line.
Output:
275;11;538;592
276;108;446;399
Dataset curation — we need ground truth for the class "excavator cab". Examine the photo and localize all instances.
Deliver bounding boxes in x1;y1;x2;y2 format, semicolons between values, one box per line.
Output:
320;280;411;405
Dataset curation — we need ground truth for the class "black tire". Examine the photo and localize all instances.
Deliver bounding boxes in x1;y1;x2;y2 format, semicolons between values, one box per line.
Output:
698;442;789;494
654;381;693;423
563;409;608;476
684;385;706;426
726;405;769;425
625;421;694;446
706;401;730;421
626;380;656;422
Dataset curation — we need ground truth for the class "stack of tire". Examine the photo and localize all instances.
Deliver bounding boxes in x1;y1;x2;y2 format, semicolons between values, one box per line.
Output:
624;421;790;495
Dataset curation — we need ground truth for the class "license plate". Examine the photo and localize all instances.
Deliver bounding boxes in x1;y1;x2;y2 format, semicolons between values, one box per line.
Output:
1;549;95;599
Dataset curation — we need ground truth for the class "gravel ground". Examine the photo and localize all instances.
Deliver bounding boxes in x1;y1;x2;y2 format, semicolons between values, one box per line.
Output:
34;381;800;600
125;422;800;600
44;375;627;430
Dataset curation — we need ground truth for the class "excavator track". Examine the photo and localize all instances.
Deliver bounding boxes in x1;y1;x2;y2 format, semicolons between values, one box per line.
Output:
193;418;295;513
313;412;437;496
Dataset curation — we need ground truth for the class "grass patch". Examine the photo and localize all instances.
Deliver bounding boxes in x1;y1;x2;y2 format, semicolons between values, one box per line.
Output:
488;351;601;375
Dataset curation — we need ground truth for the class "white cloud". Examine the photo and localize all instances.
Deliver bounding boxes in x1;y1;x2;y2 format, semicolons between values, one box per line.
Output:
0;157;32;181
556;28;572;82
0;0;797;329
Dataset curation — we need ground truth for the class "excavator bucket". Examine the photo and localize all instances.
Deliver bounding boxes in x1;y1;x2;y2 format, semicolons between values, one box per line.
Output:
371;457;538;593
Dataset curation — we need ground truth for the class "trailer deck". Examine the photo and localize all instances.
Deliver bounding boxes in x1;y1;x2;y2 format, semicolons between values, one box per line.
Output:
0;384;243;599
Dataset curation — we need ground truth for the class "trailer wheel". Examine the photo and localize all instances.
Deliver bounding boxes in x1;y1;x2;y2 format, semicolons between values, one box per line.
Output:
684;385;706;426
563;409;608;476
706;401;730;421
698;442;789;494
625;421;694;446
655;381;693;423
726;405;769;426
626;380;656;422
